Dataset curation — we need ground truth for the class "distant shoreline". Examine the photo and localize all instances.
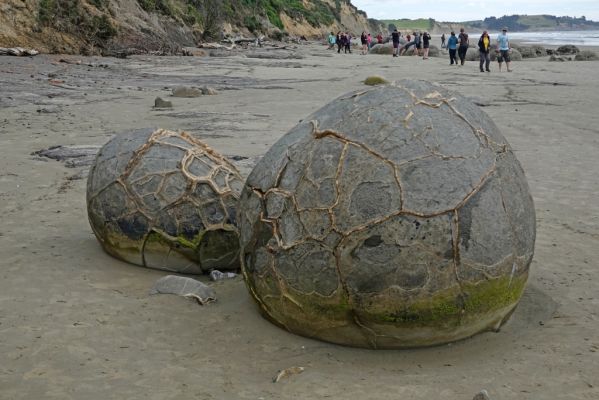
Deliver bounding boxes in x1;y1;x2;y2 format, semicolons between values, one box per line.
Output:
427;30;599;50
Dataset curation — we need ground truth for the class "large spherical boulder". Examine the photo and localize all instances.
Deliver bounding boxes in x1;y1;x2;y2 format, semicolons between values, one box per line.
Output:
465;47;479;61
369;43;394;55
575;50;599;61
87;128;243;274
556;44;579;55
238;80;535;349
427;45;441;57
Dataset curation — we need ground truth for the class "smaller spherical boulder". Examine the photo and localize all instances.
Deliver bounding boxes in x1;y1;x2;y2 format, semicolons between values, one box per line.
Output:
490;49;522;62
87;128;243;274
513;46;537;59
427;45;441;57
465;47;479;61
369;44;394;55
556;45;579;55
575;50;599;61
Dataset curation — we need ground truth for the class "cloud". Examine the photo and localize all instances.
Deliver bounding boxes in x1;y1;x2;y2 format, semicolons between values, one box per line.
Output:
351;0;599;21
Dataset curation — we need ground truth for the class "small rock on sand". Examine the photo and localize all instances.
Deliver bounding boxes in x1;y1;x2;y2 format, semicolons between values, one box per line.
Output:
149;275;216;305
472;389;491;400
172;86;202;97
272;366;305;383
200;86;218;95
171;86;217;97
182;47;207;57
154;97;173;108
209;270;236;281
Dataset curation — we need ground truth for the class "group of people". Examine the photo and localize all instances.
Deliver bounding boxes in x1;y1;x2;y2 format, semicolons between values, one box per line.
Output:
444;28;470;66
393;29;432;58
327;27;513;72
328;31;354;53
445;27;513;72
327;31;385;55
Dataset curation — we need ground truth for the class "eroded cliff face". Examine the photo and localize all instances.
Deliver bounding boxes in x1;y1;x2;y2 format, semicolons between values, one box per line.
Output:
279;0;384;37
0;0;382;54
0;0;197;53
332;0;383;35
0;0;43;49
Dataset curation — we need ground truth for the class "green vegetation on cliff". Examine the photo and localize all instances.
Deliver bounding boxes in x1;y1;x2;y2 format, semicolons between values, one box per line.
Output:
238;0;339;30
38;0;117;50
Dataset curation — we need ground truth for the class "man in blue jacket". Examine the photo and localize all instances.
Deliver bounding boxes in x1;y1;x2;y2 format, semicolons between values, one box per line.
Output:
496;27;512;72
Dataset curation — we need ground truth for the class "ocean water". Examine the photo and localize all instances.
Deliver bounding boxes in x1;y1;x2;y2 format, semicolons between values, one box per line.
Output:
497;30;599;46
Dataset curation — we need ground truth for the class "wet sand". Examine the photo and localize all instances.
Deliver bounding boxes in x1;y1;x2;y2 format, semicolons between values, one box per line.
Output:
1;43;598;399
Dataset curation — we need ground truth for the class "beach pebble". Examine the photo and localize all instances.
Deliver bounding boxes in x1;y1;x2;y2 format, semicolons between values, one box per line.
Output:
172;86;202;97
472;390;491;400
149;275;216;305
200;86;218;95
154;97;173;108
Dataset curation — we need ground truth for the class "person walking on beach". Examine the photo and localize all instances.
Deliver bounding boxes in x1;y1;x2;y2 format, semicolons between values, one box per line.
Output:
392;28;400;57
496;27;512;72
345;32;352;53
447;31;458;65
360;31;368;54
478;30;491;72
458;28;469;65
336;31;343;53
327;32;336;50
422;31;431;59
367;33;372;49
441;33;446;48
414;32;422;56
339;33;347;53
400;32;417;55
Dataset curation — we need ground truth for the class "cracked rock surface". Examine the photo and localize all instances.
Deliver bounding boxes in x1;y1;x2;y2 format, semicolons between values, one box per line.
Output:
239;80;536;348
87;128;243;274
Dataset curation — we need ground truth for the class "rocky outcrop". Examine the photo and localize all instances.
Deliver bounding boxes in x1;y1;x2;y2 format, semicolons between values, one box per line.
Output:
0;0;383;55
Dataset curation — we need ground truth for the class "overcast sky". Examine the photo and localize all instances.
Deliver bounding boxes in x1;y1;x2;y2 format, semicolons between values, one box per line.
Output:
351;0;599;22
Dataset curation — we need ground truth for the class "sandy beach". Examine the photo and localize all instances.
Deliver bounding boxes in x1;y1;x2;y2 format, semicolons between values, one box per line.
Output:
1;43;598;399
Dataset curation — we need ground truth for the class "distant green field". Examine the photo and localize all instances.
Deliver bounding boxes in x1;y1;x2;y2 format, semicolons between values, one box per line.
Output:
517;15;558;29
381;19;433;31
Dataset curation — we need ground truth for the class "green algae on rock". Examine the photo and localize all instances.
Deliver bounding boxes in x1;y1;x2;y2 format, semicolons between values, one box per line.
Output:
364;76;389;86
87;128;243;274
238;80;536;348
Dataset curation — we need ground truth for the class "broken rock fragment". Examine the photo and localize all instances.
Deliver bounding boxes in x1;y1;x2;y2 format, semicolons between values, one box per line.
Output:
150;275;216;305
